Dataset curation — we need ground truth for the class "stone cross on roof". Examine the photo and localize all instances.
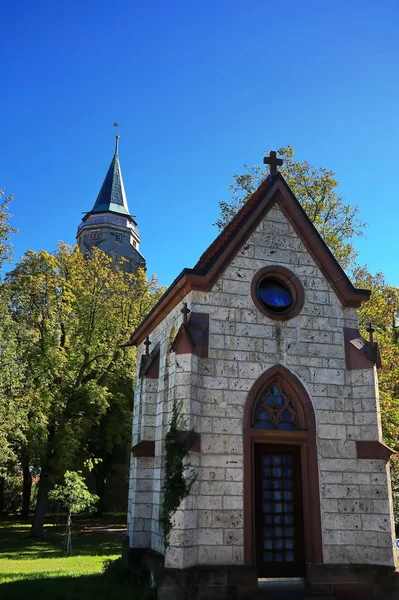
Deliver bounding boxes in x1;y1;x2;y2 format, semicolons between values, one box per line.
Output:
263;150;283;175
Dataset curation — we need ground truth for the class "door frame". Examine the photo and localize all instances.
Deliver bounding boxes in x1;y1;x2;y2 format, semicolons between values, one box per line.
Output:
243;365;323;568
254;442;305;577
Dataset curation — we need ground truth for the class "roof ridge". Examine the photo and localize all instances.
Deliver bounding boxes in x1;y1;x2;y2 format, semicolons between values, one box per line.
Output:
194;174;274;272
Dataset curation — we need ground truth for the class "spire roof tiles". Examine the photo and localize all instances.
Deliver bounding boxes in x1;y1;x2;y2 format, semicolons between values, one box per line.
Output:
90;138;131;217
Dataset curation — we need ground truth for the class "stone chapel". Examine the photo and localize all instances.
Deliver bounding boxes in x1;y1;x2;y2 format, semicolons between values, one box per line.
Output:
127;152;397;599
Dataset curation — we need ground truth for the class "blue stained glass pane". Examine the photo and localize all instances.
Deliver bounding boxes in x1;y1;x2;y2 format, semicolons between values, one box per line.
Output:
277;422;298;431
285;527;294;537
275;539;284;550
272;468;282;477
264;552;273;562
284;515;294;525
282;468;292;477
273;480;282;489
275;553;284;562
274;527;283;537
263;467;272;477
274;515;283;524
283;491;293;500
264;539;273;549
264;515;273;524
272;386;280;395
257;408;268;420
282;456;292;466
254;420;273;429
273;491;282;501
275;395;285;407
285;551;294;562
281;409;292;421
283;480;292;489
262;456;272;465
284;503;293;512
264;491;273;500
264;526;273;536
258;279;293;311
263;479;272;489
272;456;281;466
274;503;283;513
263;503;273;512
265;395;274;406
285;539;294;549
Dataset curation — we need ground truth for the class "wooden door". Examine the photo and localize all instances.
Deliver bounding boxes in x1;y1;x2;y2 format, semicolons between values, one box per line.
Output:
254;444;305;577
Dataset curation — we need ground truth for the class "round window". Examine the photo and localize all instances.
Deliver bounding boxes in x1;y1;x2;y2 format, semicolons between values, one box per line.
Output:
251;267;304;321
257;278;293;313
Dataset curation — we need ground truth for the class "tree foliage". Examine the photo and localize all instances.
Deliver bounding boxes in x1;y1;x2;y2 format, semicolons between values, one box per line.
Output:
0;189;17;273
0;189;20;474
2;244;163;534
49;470;99;515
216;146;366;271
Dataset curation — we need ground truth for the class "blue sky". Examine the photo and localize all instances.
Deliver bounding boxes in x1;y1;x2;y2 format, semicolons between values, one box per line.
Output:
2;0;399;286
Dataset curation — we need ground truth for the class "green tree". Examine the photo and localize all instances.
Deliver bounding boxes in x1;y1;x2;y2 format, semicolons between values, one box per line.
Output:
49;470;99;553
0;189;17;272
216;146;366;271
0;188;19;510
4;244;163;536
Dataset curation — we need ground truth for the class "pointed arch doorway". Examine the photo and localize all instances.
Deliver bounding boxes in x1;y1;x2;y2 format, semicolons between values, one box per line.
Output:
243;365;323;579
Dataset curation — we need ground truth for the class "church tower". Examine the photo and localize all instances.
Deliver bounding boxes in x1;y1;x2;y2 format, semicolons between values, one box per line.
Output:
76;136;146;272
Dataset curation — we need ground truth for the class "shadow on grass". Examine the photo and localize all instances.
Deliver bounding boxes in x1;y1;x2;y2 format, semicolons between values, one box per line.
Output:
0;522;122;560
0;573;151;600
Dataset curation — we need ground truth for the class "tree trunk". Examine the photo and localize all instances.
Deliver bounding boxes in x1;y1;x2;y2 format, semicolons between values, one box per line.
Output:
30;472;51;537
21;460;32;518
65;512;72;553
94;465;106;517
0;477;4;513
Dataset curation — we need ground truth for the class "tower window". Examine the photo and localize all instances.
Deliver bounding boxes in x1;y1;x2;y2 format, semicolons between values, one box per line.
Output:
115;233;122;241
90;231;101;240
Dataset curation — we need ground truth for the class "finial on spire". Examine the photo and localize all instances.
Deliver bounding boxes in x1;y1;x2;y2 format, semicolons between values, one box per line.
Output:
113;123;121;154
263;150;283;175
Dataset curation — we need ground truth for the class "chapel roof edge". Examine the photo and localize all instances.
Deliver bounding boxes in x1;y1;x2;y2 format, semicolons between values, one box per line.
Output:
129;172;370;346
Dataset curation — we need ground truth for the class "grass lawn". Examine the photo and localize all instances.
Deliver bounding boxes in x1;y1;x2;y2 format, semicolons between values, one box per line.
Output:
0;516;154;599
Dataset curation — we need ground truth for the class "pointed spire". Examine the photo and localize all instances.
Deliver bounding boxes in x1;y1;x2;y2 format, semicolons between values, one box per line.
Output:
90;136;131;216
